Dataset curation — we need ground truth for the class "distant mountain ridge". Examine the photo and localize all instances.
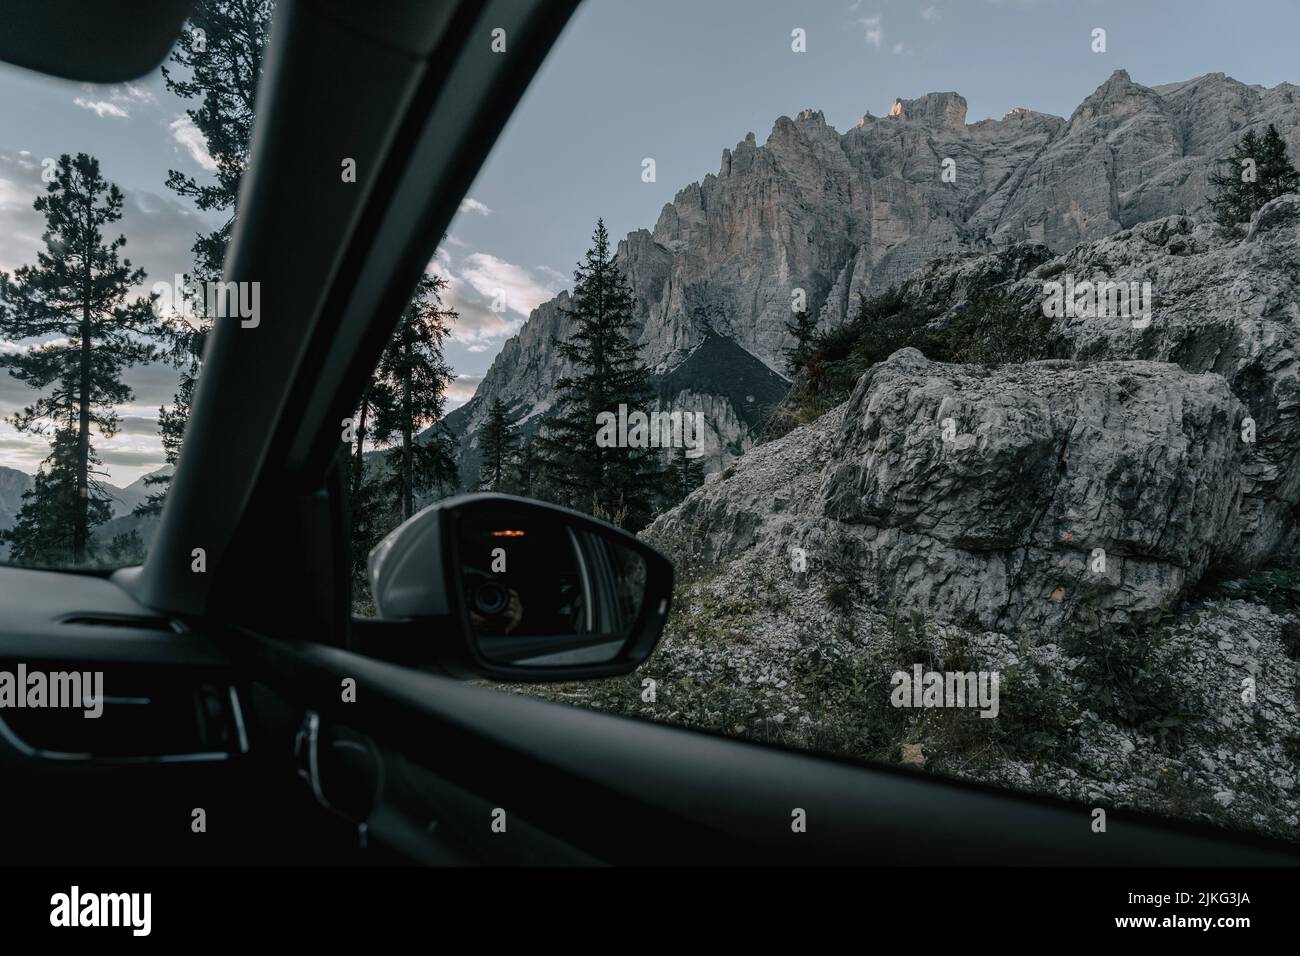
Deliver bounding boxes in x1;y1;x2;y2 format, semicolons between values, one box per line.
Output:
445;69;1300;487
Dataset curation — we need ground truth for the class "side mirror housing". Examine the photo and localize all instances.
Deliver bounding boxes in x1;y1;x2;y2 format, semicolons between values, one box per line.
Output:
365;494;674;681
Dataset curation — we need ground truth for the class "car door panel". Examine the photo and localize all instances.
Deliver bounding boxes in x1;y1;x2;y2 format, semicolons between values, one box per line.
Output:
238;633;1300;866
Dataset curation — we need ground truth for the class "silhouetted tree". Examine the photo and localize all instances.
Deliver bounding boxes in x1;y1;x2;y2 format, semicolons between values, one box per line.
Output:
141;0;272;513
0;154;162;564
477;397;519;491
663;447;705;503
0;430;112;566
782;305;817;376
507;434;542;499
536;219;665;530
373;274;459;521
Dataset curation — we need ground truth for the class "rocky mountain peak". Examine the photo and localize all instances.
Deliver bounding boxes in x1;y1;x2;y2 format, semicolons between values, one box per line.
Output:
1068;67;1163;128
445;71;1300;492
886;91;968;129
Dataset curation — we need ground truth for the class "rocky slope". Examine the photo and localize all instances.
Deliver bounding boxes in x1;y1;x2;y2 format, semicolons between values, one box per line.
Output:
449;70;1300;486
543;544;1300;843
669;349;1248;632
650;195;1300;629
616;194;1300;842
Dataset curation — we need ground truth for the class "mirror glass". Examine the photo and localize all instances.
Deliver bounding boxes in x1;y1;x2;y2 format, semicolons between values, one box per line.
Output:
454;508;648;668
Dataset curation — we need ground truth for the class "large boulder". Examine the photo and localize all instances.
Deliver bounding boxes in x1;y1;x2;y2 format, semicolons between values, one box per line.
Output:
821;349;1247;630
649;348;1249;633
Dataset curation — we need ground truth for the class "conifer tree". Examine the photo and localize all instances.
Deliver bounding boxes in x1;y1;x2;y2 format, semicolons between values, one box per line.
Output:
0;154;162;564
478;397;519;491
1209;124;1300;228
141;0;271;513
536;219;665;530
508;434;541;499
663;447;705;503
1256;123;1300;203
344;374;396;591
373;274;460;521
783;305;817;376
0;430;113;566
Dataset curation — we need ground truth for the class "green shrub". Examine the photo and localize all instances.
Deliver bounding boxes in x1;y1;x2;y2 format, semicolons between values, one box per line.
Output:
1063;619;1197;750
934;291;1055;366
781;284;1053;425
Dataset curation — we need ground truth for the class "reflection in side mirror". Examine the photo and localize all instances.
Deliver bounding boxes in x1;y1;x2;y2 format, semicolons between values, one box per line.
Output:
367;494;673;681
457;510;646;667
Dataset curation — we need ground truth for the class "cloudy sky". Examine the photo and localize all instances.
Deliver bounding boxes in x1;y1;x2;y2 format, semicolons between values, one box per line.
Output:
3;0;1299;484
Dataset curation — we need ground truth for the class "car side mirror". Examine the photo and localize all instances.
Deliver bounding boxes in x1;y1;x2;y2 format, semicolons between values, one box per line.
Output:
365;494;674;681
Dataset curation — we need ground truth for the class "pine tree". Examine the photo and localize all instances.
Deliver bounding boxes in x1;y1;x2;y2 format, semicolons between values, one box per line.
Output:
103;529;148;566
508;434;541;499
134;370;191;516
1257;123;1300;203
348;376;394;502
162;0;269;279
535;219;665;530
783;306;817;376
0;430;114;566
663;447;705;503
143;0;271;512
0;154;162;564
1209;129;1263;228
478;397;519;491
1209;124;1300;228
344;375;395;591
347;462;395;597
373;274;460;521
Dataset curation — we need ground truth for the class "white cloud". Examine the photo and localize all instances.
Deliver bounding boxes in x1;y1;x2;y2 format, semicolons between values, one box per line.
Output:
428;247;564;351
458;252;559;319
73;98;129;119
921;5;941;21
446;373;483;408
0;154;47;273
115;82;156;106
535;264;568;285
71;82;158;121
169;114;218;171
859;14;883;47
0;176;30;210
458;197;492;216
892;41;906;54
